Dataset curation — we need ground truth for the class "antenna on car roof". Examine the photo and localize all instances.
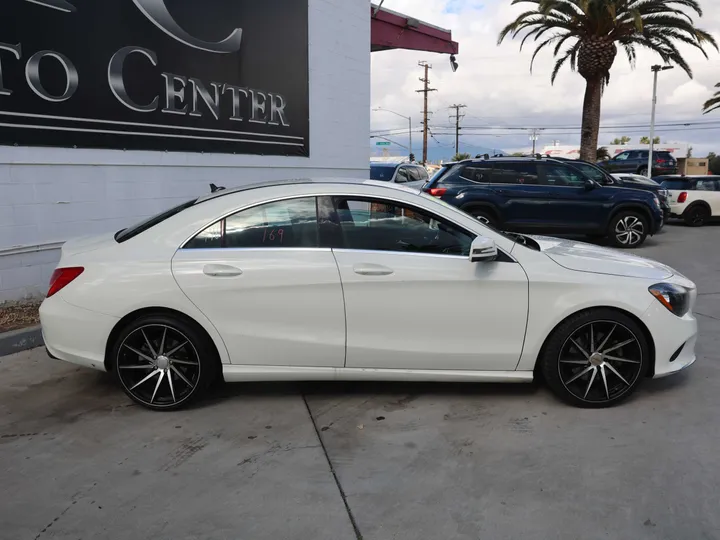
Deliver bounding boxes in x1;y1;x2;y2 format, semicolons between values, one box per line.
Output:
210;183;226;193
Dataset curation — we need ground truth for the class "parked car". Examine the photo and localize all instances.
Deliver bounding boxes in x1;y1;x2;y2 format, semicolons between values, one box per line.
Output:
656;175;720;226
40;179;697;410
423;157;664;248
549;157;671;221
370;161;428;188
599;149;678;176
611;173;671;221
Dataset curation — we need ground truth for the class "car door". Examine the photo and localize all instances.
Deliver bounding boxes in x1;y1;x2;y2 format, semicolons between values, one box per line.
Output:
488;162;548;228
329;196;529;371
172;196;346;367
537;163;610;231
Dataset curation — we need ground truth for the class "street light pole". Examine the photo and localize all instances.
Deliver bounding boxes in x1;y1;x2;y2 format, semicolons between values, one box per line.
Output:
648;65;674;177
372;108;413;160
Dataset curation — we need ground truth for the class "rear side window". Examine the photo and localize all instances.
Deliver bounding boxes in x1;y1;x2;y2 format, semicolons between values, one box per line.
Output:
185;197;319;249
491;163;540;184
415;167;429;181
436;163;492;185
660;179;691;190
695;179;717;192
115;199;196;243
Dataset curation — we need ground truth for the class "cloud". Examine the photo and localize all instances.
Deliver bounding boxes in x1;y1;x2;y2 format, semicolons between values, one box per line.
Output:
371;0;720;160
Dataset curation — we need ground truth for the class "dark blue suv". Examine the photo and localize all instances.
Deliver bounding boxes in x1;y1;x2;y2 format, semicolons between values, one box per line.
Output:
423;157;664;248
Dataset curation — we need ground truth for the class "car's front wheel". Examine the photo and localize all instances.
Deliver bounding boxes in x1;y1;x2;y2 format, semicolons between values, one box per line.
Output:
540;309;649;408
465;206;498;228
111;314;218;411
638;166;649;177
608;211;648;248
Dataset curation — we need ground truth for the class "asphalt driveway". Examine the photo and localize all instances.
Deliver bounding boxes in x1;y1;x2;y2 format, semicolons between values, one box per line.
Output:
1;223;719;540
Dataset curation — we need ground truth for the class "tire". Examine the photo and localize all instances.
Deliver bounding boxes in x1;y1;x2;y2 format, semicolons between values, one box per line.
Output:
541;309;649;408
466;207;498;228
110;314;218;411
608;210;648;248
683;205;710;227
638;167;649;177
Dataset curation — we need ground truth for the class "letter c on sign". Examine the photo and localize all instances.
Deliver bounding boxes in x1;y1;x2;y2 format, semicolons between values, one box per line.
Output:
25;51;79;102
108;47;159;112
132;0;242;54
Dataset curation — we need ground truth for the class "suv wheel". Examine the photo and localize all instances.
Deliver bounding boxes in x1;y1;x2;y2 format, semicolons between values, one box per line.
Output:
638;167;648;176
467;207;497;228
608;211;648;248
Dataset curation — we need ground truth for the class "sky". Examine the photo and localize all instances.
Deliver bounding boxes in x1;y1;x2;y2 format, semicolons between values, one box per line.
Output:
370;0;720;161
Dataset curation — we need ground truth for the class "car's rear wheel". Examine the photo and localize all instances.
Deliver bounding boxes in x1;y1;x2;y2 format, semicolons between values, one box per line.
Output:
683;205;710;227
638;166;649;177
541;309;649;408
466;207;498;228
111;314;217;411
608;211;648;248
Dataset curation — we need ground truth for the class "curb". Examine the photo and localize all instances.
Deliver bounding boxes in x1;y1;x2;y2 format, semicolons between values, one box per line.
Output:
0;325;43;357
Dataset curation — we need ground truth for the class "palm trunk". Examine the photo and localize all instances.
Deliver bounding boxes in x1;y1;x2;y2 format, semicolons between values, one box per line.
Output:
580;76;603;162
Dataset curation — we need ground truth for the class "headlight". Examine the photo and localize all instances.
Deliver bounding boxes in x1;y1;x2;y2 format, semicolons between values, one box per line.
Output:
649;283;690;317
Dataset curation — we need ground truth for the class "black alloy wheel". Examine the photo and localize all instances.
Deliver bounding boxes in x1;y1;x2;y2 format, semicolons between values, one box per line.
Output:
112;315;217;410
541;309;649;408
469;209;497;228
684;206;710;227
638;167;649;177
608;211;648;248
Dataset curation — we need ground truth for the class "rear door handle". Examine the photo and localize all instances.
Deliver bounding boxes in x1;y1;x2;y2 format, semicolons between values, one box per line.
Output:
353;263;394;276
203;264;243;277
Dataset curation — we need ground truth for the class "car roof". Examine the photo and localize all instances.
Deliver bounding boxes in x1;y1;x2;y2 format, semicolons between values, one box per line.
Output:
196;177;420;203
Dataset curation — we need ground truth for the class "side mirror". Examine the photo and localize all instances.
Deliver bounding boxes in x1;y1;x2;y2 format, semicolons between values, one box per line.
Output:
584;179;597;190
469;237;498;263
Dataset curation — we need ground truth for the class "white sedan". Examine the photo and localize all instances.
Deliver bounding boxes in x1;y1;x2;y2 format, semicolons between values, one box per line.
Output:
40;179;698;410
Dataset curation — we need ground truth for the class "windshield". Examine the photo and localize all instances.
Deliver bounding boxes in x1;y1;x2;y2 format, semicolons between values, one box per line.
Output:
115;199;197;243
369;165;396;181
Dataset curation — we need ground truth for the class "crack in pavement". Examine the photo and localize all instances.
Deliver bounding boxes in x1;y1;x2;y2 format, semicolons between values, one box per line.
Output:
303;395;363;540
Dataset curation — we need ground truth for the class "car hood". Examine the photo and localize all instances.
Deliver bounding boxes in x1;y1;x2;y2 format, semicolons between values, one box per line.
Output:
527;235;674;280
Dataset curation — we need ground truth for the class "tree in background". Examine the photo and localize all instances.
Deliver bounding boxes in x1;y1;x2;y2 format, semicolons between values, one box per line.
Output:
498;0;716;162
639;136;661;144
702;83;720;114
452;153;471;161
611;136;631;145
597;147;610;160
708;154;720;174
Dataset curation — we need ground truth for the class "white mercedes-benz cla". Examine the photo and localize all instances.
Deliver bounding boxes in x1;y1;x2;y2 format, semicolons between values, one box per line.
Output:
40;179;697;410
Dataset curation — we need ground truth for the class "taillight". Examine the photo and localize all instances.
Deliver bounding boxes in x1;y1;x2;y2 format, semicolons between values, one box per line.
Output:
428;188;447;197
47;267;84;298
678;192;687;203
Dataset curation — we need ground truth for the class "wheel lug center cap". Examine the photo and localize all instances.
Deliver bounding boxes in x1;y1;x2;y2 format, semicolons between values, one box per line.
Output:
156;355;170;370
589;352;604;366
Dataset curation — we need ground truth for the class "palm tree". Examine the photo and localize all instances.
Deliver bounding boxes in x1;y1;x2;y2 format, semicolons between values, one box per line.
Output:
703;83;720;114
498;0;717;161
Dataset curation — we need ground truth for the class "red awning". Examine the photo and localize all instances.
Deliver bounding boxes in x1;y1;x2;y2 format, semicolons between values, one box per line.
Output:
371;3;459;55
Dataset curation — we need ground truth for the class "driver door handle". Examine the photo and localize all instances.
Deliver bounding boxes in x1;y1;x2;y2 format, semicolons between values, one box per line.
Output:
353;263;394;276
203;264;243;277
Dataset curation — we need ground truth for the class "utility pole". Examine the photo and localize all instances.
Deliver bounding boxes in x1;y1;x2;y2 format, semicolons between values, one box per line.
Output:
648;64;674;177
528;128;544;155
449;104;467;155
416;61;437;165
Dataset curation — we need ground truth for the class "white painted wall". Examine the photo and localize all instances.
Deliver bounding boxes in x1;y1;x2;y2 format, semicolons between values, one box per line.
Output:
0;0;371;302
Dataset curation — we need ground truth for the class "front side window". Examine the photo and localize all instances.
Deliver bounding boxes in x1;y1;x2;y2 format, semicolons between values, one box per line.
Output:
334;198;474;256
566;161;608;183
540;164;587;186
615;152;630;161
416;167;429;181
185;197;319;249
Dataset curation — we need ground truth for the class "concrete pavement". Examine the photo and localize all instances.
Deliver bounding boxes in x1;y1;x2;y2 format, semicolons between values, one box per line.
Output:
1;223;720;540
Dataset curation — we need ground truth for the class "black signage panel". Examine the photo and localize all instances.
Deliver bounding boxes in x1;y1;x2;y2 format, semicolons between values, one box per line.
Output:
0;0;309;156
